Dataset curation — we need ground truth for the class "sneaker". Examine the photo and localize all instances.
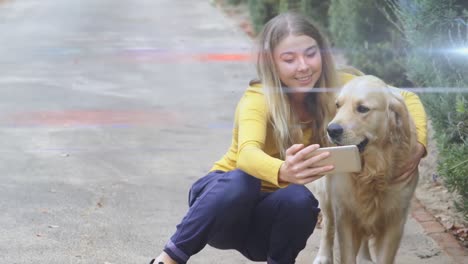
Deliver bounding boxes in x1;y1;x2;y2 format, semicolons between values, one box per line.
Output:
148;259;163;264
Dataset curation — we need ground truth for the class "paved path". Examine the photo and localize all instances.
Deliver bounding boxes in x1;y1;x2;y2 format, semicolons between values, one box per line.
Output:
0;0;456;263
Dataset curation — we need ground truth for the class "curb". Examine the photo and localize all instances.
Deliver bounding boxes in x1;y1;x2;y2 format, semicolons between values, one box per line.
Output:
411;198;468;264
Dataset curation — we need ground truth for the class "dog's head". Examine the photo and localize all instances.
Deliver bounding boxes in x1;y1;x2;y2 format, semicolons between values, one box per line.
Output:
327;75;412;153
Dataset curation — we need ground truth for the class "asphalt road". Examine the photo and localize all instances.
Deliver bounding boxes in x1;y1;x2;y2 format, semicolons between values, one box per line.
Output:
0;0;454;263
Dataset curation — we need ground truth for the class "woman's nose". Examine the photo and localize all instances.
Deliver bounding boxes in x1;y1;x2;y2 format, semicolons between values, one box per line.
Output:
297;56;309;71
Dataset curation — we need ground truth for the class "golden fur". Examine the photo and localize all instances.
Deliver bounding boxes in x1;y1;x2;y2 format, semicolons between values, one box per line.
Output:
311;75;419;264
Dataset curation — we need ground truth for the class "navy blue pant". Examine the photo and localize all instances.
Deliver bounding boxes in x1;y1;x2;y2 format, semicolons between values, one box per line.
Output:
163;169;320;264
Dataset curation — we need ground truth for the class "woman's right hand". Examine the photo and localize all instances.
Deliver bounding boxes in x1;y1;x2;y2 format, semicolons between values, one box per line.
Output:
278;144;334;185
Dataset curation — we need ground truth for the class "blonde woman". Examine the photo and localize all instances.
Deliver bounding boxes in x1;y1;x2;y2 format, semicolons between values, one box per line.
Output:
149;12;426;264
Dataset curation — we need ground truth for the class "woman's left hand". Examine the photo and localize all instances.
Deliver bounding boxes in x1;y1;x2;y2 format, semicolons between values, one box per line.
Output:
392;142;426;185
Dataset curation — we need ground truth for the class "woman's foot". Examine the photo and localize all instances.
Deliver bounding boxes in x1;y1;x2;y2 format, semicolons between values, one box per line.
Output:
150;251;178;264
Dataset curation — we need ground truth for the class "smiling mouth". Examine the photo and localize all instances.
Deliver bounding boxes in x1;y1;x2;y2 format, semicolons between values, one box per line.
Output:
296;75;312;82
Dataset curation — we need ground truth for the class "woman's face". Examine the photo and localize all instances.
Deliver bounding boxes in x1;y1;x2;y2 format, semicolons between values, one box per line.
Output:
273;34;322;90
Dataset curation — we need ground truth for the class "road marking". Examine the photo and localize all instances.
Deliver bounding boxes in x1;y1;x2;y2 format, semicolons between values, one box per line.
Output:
5;110;181;127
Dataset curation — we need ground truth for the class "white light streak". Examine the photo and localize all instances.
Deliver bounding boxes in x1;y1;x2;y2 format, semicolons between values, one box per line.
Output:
456;48;468;55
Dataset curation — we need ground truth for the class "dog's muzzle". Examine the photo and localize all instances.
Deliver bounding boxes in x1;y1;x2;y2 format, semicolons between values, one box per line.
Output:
327;123;369;152
327;123;343;140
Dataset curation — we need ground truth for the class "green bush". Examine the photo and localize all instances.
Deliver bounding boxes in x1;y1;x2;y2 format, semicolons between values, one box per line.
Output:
247;0;331;35
425;93;468;219
248;0;280;34
389;0;468;220
439;136;468;219
389;0;468;87
227;0;247;5
328;0;410;86
298;0;331;35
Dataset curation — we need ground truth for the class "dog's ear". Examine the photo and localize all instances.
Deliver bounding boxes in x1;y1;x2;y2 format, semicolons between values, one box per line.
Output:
388;94;412;147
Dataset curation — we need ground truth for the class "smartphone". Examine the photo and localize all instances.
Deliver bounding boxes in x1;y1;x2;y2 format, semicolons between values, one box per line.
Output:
307;145;362;174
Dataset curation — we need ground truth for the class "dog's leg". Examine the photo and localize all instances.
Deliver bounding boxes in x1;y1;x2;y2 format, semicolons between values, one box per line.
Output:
357;238;374;264
374;218;406;264
313;194;334;264
336;211;360;264
375;177;416;264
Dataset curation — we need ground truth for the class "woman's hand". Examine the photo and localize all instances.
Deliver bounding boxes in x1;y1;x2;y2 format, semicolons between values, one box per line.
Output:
278;144;335;185
393;142;426;185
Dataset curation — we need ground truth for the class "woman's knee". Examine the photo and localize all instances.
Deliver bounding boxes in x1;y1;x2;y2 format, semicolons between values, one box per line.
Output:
277;185;320;225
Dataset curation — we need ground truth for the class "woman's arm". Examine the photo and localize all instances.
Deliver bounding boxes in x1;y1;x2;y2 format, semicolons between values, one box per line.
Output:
393;88;428;183
396;88;428;151
235;88;334;187
235;89;287;188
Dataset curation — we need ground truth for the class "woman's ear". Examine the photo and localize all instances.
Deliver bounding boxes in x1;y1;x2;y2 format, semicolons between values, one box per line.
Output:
388;94;412;146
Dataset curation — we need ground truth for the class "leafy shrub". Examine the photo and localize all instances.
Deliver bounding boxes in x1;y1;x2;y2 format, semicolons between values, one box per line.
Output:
298;0;331;35
389;0;468;219
227;0;247;5
248;0;280;34
328;0;410;86
247;0;331;35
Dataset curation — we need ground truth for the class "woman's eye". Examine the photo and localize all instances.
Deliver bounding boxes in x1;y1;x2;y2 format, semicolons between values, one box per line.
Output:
306;52;316;58
283;59;294;63
357;105;370;113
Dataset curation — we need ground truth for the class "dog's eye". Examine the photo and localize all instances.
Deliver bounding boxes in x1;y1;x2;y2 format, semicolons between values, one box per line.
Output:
357;105;370;113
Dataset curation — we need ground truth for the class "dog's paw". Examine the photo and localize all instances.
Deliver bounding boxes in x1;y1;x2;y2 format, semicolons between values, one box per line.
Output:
357;259;375;264
313;256;333;264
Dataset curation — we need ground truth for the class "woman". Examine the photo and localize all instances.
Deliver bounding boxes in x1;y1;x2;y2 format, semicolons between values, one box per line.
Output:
149;12;426;264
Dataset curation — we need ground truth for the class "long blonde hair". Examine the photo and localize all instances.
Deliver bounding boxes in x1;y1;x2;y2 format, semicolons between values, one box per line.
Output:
254;12;338;158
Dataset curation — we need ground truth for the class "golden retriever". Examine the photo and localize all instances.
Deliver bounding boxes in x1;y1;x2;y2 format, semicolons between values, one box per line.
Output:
311;75;419;264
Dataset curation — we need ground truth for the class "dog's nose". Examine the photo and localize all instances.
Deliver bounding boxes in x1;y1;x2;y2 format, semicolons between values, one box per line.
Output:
327;123;344;139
